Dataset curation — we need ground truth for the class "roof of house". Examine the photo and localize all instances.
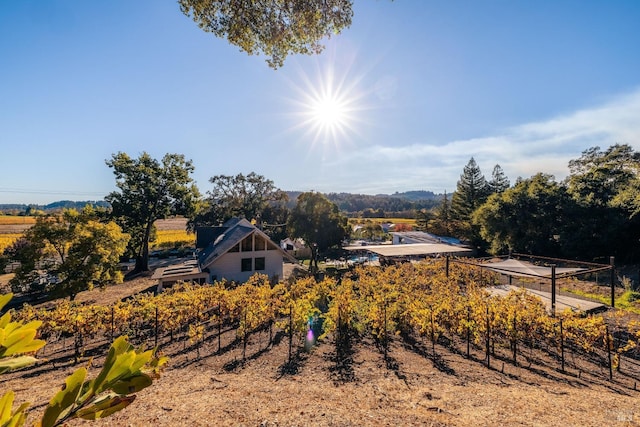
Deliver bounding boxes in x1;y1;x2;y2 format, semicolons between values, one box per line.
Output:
198;217;297;268
151;259;206;281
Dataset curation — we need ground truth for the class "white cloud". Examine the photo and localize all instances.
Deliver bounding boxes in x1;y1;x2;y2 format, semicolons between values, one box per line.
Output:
308;87;640;193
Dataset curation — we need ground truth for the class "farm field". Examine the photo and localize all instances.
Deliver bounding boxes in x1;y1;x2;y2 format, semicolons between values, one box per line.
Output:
0;216;36;226
0;216;36;251
0;216;191;252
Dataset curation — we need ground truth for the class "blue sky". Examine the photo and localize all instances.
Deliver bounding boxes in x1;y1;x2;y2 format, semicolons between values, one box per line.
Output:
2;1;640;205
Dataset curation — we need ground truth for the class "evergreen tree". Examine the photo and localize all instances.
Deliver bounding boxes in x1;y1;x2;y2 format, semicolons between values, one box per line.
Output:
451;158;489;221
488;164;510;194
425;191;451;235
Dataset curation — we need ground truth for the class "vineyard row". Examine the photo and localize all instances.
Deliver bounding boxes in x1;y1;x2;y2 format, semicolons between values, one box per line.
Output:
11;260;640;380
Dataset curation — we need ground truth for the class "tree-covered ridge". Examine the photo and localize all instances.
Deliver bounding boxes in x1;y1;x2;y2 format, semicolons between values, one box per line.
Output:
322;191;441;216
0;201;110;215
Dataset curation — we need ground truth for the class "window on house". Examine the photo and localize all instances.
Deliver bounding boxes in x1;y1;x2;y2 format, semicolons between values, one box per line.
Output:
241;235;253;252
254;257;265;271
254;234;265;251
241;258;252;272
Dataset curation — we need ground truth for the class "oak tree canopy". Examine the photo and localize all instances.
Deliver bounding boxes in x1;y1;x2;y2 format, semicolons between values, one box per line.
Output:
179;0;354;68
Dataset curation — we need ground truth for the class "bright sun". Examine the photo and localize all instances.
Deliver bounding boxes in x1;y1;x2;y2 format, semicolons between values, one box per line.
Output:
287;63;364;150
310;94;348;130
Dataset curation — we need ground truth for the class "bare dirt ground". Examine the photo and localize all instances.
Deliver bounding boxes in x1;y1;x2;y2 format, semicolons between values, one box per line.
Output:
0;223;32;233
3;273;640;427
155;217;189;231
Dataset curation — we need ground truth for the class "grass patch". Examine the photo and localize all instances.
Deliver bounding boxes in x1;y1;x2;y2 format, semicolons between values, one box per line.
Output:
562;287;640;314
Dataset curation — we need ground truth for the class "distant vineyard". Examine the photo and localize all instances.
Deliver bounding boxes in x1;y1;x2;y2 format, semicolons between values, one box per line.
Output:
0;226;192;253
0;216;36;225
0;233;21;252
152;230;194;249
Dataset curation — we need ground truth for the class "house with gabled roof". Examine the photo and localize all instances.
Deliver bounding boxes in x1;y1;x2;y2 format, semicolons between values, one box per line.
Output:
152;217;296;291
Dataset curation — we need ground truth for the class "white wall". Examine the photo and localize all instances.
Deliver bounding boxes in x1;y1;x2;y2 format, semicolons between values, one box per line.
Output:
208;249;283;283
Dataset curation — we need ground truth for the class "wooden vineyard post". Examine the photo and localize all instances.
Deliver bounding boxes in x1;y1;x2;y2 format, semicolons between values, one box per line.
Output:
445;256;450;278
551;265;557;316
430;308;436;356
218;298;222;354
243;311;248;361
486;306;490;369
512;315;517;366
288;304;293;363
383;302;388;361
74;318;82;365
217;317;222;354
606;326;613;381
466;305;471;358
155;306;159;348
559;319;565;373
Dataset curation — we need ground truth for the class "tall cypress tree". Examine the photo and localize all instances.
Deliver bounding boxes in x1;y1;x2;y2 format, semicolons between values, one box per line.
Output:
488;164;510;194
451;158;489;221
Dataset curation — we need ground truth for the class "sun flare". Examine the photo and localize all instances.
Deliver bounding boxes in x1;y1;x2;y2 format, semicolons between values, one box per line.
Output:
287;62;365;151
310;93;348;130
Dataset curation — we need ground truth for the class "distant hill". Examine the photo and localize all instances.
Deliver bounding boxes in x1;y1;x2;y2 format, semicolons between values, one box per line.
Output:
386;190;439;201
286;190;443;217
0;200;110;214
1;191;443;217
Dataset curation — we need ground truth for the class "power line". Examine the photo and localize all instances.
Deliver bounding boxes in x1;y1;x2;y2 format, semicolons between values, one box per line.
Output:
0;187;109;197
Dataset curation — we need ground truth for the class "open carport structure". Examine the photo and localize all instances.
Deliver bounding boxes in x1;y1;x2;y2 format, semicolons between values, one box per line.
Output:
344;242;474;262
454;253;615;315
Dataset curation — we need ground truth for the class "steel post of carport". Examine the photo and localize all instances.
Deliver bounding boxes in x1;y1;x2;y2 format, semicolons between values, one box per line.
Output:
551;265;556;316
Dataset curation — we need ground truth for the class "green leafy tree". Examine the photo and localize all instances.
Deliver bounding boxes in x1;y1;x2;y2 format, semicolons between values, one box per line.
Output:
354;221;384;241
612;175;640;261
613;177;640;218
179;0;354;69
287;192;348;272
9;208;129;301
3;237;42;296
192;172;288;233
260;202;291;243
566;144;640;261
473;173;570;256
105;152;200;273
567;144;639;206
